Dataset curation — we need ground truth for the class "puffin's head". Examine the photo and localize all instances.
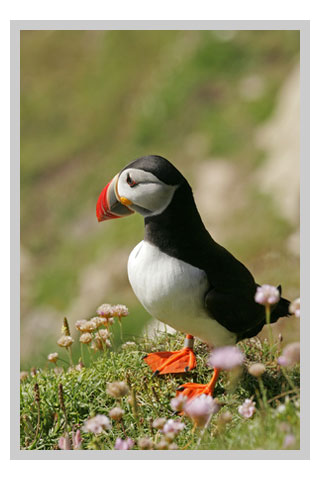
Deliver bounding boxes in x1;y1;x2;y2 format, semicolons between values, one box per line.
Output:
96;155;185;222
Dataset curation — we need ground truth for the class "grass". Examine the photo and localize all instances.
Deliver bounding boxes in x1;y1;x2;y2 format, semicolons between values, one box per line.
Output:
20;325;300;451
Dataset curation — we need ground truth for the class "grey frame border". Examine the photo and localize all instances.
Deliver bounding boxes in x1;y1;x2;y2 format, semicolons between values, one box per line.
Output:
11;20;310;460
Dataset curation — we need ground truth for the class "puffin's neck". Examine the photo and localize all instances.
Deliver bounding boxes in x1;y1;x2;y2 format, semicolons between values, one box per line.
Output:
144;182;214;261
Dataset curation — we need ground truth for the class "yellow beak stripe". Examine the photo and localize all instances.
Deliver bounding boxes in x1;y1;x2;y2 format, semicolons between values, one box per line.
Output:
120;196;133;206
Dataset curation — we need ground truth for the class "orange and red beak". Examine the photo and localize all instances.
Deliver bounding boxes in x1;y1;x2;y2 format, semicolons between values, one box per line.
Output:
96;174;135;222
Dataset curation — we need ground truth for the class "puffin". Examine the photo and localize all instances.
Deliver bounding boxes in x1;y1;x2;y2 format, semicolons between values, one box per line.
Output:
96;155;290;399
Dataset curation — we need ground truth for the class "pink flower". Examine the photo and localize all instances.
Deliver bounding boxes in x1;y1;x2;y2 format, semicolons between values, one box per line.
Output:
208;346;245;370
58;433;71;450
283;434;296;449
255;284;280;306
184;394;220;427
96;304;114;318
72;429;82;449
83;414;111;434
289;298;300;318
238;399;256;418
114;438;134;450
162;419;185;436
278;342;300;367
112;304;129;318
170;395;188;412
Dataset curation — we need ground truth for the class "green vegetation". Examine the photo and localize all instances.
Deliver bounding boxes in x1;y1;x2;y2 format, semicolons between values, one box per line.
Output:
20;330;300;451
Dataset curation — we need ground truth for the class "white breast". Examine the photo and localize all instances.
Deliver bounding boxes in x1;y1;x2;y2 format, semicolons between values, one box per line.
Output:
127;241;236;347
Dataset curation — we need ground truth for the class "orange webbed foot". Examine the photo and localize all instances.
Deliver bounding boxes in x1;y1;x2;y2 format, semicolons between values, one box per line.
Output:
175;368;221;401
175;382;213;400
143;348;196;375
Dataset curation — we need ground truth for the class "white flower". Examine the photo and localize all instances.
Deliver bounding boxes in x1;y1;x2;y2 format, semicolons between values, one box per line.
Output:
289;298;300;318
75;319;88;332
109;407;124;421
96;304;114;318
208;346;245;370
48;352;59;363
114;438;134;450
83;415;111;434
57;335;74;348
248;363;266;377
170;395;188;412
106;381;129;398
152;418;167;430
162;419;185;436
278;342;300;367
112;304;129;318
184;394;220;427
79;333;93;344
238;399;256;418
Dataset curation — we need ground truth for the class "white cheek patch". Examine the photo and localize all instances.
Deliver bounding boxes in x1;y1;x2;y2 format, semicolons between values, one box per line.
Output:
117;168;178;217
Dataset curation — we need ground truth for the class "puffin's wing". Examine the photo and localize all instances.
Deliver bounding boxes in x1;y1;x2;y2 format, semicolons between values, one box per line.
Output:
204;287;265;337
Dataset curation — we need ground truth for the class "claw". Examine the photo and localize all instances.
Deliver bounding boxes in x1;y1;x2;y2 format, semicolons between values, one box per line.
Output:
152;370;160;377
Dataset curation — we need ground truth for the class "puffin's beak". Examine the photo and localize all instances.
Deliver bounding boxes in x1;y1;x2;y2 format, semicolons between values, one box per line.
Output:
96;173;135;222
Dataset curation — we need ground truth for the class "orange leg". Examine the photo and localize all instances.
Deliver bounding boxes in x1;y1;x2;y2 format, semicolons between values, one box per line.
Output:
143;335;197;375
176;368;221;400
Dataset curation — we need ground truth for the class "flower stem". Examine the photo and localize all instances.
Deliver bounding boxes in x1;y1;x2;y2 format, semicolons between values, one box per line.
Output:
67;347;73;366
281;366;297;391
80;342;86;367
258;377;268;410
265;305;275;348
118;317;123;343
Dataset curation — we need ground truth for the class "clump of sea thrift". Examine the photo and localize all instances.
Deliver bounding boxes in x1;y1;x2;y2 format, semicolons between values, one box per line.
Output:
170;395;188;413
72;429;82;449
218;411;233;425
97;304;114;318
20;371;28;381
152;418;167;430
81;320;97;332
278;342;300;367
48;352;59;363
184;394;220;428
138;437;154;449
106;381;129;398
283;433;296;449
96;329;110;340
162;419;185;436
90;316;105;328
289;298;300;318
255;284;280;306
57;335;74;348
248;363;266;377
83;415;111;434
75;319;88;332
109;407;124;421
58;433;71;450
114;438;134;450
208;346;245;370
112;304;129;319
238;399;256;418
79;333;93;344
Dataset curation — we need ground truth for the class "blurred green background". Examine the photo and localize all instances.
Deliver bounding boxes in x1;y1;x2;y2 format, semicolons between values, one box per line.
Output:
20;30;300;369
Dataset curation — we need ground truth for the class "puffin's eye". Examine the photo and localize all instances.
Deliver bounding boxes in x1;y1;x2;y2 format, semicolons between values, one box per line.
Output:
126;174;137;187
